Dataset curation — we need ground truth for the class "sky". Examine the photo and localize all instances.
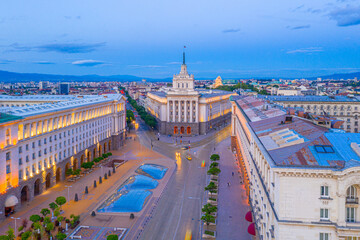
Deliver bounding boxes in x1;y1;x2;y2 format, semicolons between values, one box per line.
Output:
0;0;360;79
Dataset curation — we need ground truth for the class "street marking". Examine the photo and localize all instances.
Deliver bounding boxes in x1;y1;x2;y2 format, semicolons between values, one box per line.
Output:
188;197;200;200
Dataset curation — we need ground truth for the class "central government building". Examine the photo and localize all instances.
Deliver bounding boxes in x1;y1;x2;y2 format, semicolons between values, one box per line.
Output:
146;54;235;135
0;94;126;220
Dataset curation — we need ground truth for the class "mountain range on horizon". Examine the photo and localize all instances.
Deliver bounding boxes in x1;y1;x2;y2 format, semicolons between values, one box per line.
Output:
0;69;359;83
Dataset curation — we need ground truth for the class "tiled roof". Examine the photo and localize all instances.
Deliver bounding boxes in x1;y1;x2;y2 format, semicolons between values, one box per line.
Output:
257;95;360;102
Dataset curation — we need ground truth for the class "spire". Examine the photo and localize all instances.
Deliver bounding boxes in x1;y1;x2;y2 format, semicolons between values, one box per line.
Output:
183;46;186;65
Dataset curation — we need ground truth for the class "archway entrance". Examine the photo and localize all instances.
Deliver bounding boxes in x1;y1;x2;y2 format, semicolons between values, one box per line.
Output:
180;126;185;134
80;155;85;166
45;173;51;189
73;158;78;171
174;126;178;134
99;146;102;157
21;186;30;203
104;143;107;153
56;168;61;183
108;141;111;151
93;149;96;159
87;151;91;162
187;126;191;135
65;162;70;176
34;179;41;196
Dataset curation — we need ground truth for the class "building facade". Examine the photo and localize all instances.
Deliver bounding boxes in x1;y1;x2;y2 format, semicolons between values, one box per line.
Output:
231;95;360;240
146;55;234;135
0;94;126;220
258;95;360;133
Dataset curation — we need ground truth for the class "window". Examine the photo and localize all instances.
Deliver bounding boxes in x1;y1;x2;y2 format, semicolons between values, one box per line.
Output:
6;164;11;174
320;208;329;220
320;233;329;240
346;207;356;222
26;144;29;151
321;186;329;198
19;146;22;153
44;138;47;144
19;158;22;166
19;170;23;180
38;140;41;146
32;153;35;160
315;145;335;153
32;142;35;148
6;152;11;160
26;156;29;162
345;237;360;240
49;136;52;142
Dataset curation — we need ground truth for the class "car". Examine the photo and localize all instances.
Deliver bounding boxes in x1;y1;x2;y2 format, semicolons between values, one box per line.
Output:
181;146;189;150
185;154;192;161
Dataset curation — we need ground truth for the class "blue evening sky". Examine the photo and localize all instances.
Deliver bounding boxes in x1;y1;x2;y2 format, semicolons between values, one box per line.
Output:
0;0;359;79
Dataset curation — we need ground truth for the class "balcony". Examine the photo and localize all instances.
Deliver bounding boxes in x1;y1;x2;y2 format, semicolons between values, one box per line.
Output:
346;197;359;204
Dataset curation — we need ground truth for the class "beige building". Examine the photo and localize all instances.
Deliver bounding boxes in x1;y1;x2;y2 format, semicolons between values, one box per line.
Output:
146;54;234;135
0;94;126;220
258;95;360;133
231;95;360;240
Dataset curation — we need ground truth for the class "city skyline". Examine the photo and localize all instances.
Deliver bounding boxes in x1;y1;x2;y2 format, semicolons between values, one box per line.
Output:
0;0;360;78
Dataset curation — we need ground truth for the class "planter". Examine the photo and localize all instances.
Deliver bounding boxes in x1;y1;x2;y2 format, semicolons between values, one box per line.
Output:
202;230;216;239
210;175;218;179
207;199;218;205
203;222;217;231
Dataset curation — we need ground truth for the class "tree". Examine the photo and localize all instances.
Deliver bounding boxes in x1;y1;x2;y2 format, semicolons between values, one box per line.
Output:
55;196;66;210
0;236;9;240
207;167;221;176
5;226;14;240
209;162;218;168
49;202;58;217
210;154;220;161
21;231;32;240
107;235;118;240
201;213;215;226
45;222;54;233
205;182;217;196
40;208;50;217
202;204;217;215
29;215;41;223
56;233;67;240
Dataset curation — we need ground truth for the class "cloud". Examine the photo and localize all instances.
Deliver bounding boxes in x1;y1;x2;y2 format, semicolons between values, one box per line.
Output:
222;28;241;33
0;59;15;64
72;59;104;67
8;42;105;53
166;61;182;65
286;47;323;54
34;61;55;65
329;6;360;26
37;42;105;53
287;25;311;30
292;4;305;12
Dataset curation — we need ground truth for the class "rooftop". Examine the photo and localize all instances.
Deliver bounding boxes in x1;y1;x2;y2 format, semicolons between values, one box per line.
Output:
0;94;124;118
148;89;233;99
257;95;360;102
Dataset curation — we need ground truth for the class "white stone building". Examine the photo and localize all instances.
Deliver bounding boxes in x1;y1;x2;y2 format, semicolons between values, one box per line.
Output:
146;54;234;135
258;95;360;133
0;94;126;220
231;95;360;240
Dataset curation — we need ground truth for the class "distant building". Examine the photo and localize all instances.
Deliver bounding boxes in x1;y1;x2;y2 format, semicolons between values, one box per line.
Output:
146;53;234;135
231;95;360;240
258;95;360;133
38;81;49;90
59;83;70;95
211;76;223;89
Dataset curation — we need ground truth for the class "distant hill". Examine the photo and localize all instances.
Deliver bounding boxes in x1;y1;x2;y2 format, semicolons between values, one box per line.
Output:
0;70;172;82
313;72;360;80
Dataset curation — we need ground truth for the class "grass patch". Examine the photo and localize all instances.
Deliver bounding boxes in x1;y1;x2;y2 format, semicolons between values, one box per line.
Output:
205;230;215;236
209;197;217;201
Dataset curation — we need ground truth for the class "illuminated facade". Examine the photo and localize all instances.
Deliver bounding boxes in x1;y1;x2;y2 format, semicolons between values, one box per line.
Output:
231;95;360;240
146;54;234;135
0;94;126;220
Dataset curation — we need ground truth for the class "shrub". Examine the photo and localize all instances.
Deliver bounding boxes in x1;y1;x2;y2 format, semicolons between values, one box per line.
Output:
201;213;215;226
21;231;32;240
202;204;217;214
29;215;41;223
108;152;112;156
65;168;73;176
107;235;118;240
73;169;81;175
40;208;50;217
102;153;107;158
18;226;24;232
207;167;221;176
55;196;66;209
94;158;100;163
99;157;104;161
204;230;215;236
56;233;67;240
81;162;94;169
209;162;218;168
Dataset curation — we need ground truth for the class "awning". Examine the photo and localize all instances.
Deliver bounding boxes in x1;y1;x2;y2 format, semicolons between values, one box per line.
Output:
5;195;19;207
248;223;256;236
245;211;253;222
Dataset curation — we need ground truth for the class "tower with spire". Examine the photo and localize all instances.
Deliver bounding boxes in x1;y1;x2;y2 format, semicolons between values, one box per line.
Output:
172;50;195;92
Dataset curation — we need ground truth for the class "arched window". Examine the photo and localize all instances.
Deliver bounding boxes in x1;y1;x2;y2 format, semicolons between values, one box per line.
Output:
347;186;357;199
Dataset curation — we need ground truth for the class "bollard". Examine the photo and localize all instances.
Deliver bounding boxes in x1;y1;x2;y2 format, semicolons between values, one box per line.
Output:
104;173;108;180
85;186;88;194
99;176;102;184
94;180;97;188
113;166;116;173
108;170;111;177
91;211;96;217
75;193;78;202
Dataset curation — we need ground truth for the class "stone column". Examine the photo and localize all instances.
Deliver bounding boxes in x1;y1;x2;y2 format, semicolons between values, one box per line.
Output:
178;100;181;122
190;101;193;123
184;100;188;122
172;100;175;122
195;102;199;122
167;101;170;122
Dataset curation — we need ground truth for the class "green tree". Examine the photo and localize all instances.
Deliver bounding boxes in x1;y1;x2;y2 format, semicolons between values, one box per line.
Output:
29;215;41;223
202;204;218;215
205;182;217;196
56;233;67;240
210;154;220;161
6;226;15;240
0;236;9;240
21;231;32;240
107;235;118;240
207;167;221;176
201;213;215;226
55;196;66;210
40;208;50;217
45;222;54;232
209;162;218;168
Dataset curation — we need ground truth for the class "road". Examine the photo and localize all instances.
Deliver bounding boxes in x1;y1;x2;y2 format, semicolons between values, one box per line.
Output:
131;114;230;240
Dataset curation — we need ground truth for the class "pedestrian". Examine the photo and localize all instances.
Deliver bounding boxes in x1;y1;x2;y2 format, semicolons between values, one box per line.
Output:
227;182;230;187
232;172;234;176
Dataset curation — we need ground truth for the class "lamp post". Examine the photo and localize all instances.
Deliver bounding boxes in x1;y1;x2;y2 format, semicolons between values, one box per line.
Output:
11;217;20;236
65;185;72;205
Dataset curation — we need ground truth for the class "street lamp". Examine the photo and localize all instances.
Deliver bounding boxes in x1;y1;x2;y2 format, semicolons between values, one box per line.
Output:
65;185;72;205
11;217;20;236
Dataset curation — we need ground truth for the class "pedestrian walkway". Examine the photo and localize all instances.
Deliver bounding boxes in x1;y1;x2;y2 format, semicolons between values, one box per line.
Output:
216;137;251;240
